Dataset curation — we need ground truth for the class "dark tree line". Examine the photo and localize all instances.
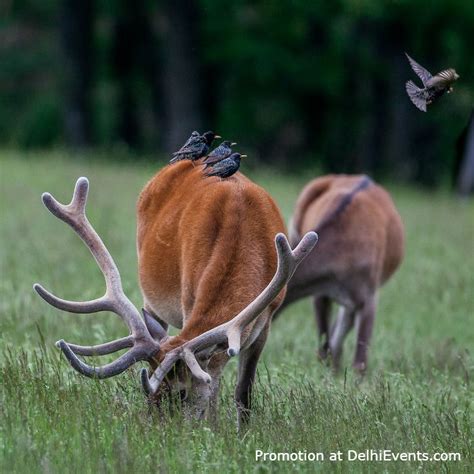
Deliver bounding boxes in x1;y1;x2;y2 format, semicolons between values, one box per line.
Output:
1;0;473;188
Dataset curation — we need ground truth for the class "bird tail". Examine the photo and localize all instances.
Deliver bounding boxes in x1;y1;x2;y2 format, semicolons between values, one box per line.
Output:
169;154;182;164
406;80;427;112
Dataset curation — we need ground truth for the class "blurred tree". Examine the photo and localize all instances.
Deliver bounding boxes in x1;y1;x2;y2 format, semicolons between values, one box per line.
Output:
160;0;203;152
60;0;94;147
111;0;162;148
1;0;473;187
455;111;474;196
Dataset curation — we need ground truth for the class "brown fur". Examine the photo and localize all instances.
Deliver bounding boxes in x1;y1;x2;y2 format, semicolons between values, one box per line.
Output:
276;174;404;372
137;160;286;420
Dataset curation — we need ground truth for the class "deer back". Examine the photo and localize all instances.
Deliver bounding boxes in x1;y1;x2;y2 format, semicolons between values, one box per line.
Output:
288;174;404;303
137;160;286;344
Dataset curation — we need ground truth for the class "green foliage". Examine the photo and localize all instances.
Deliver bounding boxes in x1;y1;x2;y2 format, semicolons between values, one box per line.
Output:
0;1;61;147
1;153;473;472
1;1;474;182
198;0;473;177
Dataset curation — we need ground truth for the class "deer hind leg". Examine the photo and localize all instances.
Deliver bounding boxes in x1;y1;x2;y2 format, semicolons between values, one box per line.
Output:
314;296;332;360
234;322;270;430
353;295;377;374
329;306;355;371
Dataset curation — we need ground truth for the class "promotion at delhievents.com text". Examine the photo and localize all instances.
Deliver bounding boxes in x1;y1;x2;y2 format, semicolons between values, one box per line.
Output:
255;449;461;463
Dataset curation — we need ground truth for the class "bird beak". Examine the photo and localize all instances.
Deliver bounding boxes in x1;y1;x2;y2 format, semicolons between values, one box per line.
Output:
231;142;237;146
241;155;247;158
215;135;222;139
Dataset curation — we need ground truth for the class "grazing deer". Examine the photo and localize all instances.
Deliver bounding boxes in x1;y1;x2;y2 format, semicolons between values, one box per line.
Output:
34;162;317;425
274;174;404;373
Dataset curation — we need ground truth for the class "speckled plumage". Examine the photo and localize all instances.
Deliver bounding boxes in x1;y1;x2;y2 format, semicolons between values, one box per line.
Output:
405;53;459;112
170;131;220;163
204;153;244;179
203;140;236;168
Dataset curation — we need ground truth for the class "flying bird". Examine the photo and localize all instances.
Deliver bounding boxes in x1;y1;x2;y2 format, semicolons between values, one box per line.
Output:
405;53;459;112
204;153;246;179
203;140;237;168
170;131;221;164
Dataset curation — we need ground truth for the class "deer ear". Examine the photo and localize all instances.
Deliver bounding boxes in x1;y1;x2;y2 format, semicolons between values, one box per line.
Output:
142;308;168;341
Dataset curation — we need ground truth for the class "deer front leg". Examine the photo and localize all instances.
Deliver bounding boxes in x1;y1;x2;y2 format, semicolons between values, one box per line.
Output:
353;296;376;374
235;323;270;430
329;306;354;371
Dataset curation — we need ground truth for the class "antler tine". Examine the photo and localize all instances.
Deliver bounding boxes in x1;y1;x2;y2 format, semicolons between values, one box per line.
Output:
57;340;152;379
63;336;134;356
33;285;112;313
41;176;89;222
141;231;318;395
141;345;212;395
141;351;181;394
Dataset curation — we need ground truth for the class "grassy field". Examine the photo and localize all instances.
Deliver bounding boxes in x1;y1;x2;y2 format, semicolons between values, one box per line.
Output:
1;150;473;473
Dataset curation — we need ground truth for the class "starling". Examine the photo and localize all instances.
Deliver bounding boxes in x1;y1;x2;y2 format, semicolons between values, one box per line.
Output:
405;53;460;112
204;153;247;179
170;131;221;164
203;141;237;168
170;131;201;164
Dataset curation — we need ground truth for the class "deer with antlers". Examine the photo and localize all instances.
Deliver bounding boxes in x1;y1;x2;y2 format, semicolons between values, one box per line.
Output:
34;161;317;424
274;174;404;373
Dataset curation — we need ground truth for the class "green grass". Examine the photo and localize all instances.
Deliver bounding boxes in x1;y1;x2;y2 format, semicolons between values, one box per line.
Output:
1;150;473;473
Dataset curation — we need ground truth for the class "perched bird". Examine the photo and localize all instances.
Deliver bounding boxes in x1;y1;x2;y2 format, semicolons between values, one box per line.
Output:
405;53;460;112
203;140;237;168
170;131;220;164
169;131;200;164
204;153;246;179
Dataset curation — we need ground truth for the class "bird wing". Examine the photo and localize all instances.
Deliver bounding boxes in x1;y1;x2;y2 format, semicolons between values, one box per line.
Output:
203;147;220;161
203;156;220;167
173;132;201;156
173;139;205;157
405;53;432;86
203;147;228;165
204;159;228;176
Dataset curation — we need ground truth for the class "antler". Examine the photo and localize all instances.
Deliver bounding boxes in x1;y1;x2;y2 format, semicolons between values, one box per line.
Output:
141;231;318;395
33;178;161;378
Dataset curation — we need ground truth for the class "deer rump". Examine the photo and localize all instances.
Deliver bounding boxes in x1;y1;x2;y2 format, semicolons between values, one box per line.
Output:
289;174;404;291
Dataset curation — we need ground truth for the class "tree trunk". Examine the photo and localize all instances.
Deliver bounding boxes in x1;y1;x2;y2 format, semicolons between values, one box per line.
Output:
455;111;474;196
160;0;203;153
60;0;93;147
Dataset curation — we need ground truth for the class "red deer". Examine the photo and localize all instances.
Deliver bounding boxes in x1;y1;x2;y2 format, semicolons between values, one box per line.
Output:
274;174;404;373
34;162;317;424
